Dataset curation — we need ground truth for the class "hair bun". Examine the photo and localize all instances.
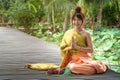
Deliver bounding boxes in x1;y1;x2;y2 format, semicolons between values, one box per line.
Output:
75;6;81;13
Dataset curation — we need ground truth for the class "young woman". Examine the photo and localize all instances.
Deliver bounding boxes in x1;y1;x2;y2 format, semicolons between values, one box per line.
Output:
47;6;107;75
59;6;107;75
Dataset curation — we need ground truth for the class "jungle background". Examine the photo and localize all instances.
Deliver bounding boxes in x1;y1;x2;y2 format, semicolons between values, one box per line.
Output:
0;0;120;73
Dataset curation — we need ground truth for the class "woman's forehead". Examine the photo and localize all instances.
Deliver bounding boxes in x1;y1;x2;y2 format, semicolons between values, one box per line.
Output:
73;16;81;20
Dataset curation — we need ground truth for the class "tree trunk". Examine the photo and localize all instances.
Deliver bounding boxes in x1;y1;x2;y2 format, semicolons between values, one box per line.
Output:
47;13;52;24
63;11;70;32
2;14;4;23
118;12;120;28
96;1;102;28
116;0;120;28
0;14;2;23
52;5;55;26
90;17;95;31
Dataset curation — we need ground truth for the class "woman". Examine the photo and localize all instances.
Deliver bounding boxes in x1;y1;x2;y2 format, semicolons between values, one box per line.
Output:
57;6;107;75
26;6;107;75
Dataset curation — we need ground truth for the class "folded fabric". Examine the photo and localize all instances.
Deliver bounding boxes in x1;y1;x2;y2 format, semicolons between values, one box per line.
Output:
25;63;59;71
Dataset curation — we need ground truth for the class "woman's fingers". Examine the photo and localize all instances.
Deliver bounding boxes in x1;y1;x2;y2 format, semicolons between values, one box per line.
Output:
71;37;74;47
71;36;79;50
72;36;77;48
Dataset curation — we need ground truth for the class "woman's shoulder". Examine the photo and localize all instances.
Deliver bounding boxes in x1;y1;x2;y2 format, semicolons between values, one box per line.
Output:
82;29;91;36
65;29;74;34
63;29;75;37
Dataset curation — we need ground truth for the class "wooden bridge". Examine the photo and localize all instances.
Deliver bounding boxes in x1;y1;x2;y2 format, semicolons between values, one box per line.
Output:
0;27;120;80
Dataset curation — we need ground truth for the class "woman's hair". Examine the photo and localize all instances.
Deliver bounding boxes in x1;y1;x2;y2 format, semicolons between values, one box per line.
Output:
72;6;85;23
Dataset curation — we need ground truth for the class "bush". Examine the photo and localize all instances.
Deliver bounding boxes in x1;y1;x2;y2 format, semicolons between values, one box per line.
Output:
8;0;44;33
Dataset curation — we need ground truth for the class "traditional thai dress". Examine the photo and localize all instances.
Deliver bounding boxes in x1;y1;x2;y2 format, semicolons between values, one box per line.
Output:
60;29;107;75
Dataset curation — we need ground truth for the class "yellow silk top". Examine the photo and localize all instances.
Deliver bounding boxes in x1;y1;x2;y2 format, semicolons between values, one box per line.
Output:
60;29;87;59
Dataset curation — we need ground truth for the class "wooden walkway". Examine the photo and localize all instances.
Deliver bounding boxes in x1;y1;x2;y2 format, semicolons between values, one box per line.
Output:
0;27;120;80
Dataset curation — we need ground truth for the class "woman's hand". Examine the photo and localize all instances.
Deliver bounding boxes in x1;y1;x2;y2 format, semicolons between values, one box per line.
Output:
68;37;78;50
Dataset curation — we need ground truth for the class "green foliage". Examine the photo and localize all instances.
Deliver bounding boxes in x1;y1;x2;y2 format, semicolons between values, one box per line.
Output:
0;0;15;22
91;28;120;73
27;0;45;21
102;3;118;26
0;0;11;10
7;0;44;32
48;32;64;45
8;1;34;29
117;67;120;73
31;24;64;45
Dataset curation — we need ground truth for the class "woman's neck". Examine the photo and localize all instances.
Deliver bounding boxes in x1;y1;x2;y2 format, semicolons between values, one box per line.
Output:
74;27;83;33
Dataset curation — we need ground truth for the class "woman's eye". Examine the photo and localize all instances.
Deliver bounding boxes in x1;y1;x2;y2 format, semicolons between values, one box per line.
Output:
73;19;76;21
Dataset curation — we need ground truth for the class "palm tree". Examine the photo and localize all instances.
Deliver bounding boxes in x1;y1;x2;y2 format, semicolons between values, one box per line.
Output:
44;0;78;32
78;0;111;29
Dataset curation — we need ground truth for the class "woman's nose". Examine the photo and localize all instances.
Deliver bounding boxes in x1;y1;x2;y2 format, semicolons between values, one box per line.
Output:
76;20;79;24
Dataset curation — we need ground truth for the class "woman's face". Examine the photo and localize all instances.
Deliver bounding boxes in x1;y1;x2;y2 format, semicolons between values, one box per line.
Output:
72;16;82;30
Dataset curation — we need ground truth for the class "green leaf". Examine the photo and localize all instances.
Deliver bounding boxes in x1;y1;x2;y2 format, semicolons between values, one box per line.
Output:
117;67;120;73
94;56;105;60
28;2;37;13
99;39;116;51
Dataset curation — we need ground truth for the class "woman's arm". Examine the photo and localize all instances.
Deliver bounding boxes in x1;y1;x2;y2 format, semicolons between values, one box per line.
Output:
77;32;93;53
71;32;93;53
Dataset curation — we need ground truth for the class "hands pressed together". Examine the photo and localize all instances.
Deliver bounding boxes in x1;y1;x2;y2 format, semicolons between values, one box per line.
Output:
68;36;81;51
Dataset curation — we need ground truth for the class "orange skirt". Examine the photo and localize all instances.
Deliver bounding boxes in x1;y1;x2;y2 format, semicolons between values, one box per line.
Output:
67;54;107;75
